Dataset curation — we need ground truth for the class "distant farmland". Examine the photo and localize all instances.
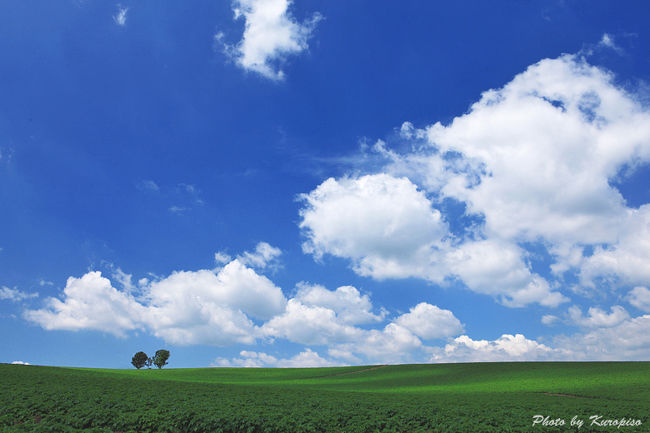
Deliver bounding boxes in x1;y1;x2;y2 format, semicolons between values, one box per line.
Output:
1;362;648;432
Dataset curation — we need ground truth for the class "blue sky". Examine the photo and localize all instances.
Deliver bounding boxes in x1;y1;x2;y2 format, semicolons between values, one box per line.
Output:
2;0;650;368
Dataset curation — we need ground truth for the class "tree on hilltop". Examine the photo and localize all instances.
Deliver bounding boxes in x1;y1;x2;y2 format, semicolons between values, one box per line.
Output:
131;351;149;369
152;349;170;369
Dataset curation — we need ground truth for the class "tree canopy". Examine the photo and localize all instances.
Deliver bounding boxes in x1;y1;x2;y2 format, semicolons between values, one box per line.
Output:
152;349;170;369
131;351;149;369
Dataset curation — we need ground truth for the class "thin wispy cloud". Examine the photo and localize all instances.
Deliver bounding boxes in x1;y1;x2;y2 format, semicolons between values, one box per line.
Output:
137;180;160;192
113;5;128;27
0;286;38;302
168;205;189;215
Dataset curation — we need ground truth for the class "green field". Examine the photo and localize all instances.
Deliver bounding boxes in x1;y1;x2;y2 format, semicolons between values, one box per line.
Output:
1;362;648;432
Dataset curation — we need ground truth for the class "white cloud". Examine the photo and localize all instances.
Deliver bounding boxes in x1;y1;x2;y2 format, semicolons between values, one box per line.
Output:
213;350;279;367
568;305;630;328
431;310;650;363
24;244;287;345
11;361;30;365
214;251;232;265
432;334;559;362
300;53;650;305
597;33;623;54
137;180;159;192
262;284;452;364
299;175;565;307
579;205;650;288
111;267;135;293
236;241;282;269
541;314;559;325
327;348;362;364
627;286;650;312
113;5;128;27
331;323;424;365
300;173;448;280
262;299;363;345
169;205;188;214
422;55;650;288
394;302;463;340
214;348;338;368
444;239;567;307
552;314;650;360
24;272;144;337
142;260;286;345
425;55;650;246
0;286;38;302
219;0;321;80
277;348;338;367
293;282;385;324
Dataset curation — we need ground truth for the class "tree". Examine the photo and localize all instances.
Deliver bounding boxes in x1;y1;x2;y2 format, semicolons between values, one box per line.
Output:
131;351;149;369
152;349;170;369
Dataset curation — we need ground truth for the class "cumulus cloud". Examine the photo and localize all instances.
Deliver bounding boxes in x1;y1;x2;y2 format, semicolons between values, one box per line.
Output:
259;281;462;364
579;205;650;288
300;173;448;280
24;272;145;337
293;283;385;324
24;245;455;363
11;361;30;365
300;53;650;307
552;314;650;360
236;242;282;269
141;261;286;345
568;305;630;328
331;323;424;365
262;284;460;364
627;286;650;312
421;55;650;283
432;334;559;362
24;244;286;345
394;303;463;340
262;299;363;345
218;0;321;80
277;348;338;367
214;348;338;368
299;175;565;307
444;240;567;307
0;286;38;302
429;57;648;238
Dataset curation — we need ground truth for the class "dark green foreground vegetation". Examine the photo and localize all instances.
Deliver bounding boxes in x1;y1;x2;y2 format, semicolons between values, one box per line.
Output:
1;362;648;433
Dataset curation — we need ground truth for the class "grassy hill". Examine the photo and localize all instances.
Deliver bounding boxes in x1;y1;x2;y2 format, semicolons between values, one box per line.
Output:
1;362;648;432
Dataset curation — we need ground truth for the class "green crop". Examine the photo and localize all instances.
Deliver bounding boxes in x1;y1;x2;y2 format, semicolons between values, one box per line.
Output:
1;362;648;432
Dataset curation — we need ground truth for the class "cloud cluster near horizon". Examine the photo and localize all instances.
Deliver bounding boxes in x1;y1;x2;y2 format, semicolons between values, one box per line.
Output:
22;242;650;365
24;243;469;365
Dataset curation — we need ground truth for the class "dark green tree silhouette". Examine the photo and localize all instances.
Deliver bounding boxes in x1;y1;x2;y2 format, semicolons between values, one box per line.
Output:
131;351;149;369
152;349;170;369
